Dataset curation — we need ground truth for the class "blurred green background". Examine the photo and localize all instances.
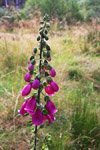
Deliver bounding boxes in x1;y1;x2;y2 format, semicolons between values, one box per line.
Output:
0;0;100;150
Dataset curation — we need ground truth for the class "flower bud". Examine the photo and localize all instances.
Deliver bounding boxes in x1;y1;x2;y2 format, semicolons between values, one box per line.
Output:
50;81;59;92
22;83;32;96
49;68;56;77
46;100;58;115
30;56;34;61
33;47;37;54
32;78;40;90
18;100;27;117
44;95;50;101
46;51;50;58
47;57;51;61
28;64;34;71
46;76;52;83
44;60;48;64
46;44;50;51
45;86;55;97
45;35;49;41
45;30;48;35
47;64;52;70
28;59;30;64
31;59;36;65
24;72;31;82
37;36;40;41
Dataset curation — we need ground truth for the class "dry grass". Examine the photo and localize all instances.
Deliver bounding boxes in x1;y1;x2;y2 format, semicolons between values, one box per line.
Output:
0;23;100;149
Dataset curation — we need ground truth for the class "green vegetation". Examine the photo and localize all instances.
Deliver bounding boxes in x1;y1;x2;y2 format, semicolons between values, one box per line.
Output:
0;0;100;149
0;23;100;149
0;0;100;25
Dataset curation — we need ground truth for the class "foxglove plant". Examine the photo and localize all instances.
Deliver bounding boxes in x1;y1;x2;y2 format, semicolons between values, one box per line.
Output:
19;15;59;150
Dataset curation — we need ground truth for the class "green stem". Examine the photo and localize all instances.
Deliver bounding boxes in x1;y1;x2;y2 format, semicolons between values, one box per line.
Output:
34;23;45;150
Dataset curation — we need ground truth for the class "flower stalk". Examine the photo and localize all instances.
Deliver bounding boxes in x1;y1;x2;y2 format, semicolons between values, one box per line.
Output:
34;22;45;150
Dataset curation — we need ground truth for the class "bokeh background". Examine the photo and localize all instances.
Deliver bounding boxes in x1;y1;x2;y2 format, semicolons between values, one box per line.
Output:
0;0;100;149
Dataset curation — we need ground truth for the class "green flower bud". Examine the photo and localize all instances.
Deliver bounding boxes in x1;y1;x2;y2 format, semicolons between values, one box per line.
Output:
46;44;51;51
42;41;46;48
43;81;48;87
44;60;48;64
39;30;43;35
45;35;49;41
41;64;44;69
40;21;44;24
44;95;50;101
47;76;52;83
30;56;34;61
43;51;46;57
47;64;52;70
45;71;49;77
40;82;43;91
46;51;50;58
36;73;41;80
39;27;43;31
31;59;36;65
42;109;48;115
44;30;48;35
30;70;34;75
46;23;50;28
33;47;37;53
37;36;40;41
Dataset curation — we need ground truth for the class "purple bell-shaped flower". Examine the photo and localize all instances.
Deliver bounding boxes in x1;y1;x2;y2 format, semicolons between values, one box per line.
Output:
49;68;56;77
21;83;32;96
46;100;58;115
24;72;31;82
32;78;40;90
25;96;36;115
18;100;27;117
32;108;43;126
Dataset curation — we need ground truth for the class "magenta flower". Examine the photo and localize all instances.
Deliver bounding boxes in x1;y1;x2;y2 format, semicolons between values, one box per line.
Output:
25;96;36;115
50;81;59;92
46;100;58;115
21;83;32;96
28;64;34;71
32;78;40;90
43;114;56;124
49;68;56;77
32;108;43;126
18;100;27;117
45;86;55;96
24;72;31;82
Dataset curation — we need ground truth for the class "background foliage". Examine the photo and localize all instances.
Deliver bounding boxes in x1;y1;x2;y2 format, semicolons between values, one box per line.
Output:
0;0;100;150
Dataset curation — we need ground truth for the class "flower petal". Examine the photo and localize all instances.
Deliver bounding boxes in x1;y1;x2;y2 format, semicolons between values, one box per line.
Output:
46;100;58;115
32;108;43;126
25;96;36;115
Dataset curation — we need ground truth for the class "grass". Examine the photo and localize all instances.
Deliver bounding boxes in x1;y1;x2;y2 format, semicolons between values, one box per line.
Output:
0;23;100;149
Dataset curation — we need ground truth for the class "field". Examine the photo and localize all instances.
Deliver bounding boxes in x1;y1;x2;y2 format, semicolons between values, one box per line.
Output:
0;22;100;150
